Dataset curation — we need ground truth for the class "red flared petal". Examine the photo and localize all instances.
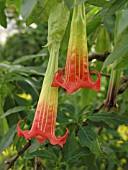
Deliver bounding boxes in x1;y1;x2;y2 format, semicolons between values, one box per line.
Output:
52;68;101;94
52;68;65;87
17;120;68;147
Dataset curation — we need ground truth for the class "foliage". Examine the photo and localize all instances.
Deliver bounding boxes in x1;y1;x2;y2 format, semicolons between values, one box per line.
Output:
0;0;128;170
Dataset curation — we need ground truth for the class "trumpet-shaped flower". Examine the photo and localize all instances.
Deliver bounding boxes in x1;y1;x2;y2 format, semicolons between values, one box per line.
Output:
17;46;68;147
52;1;101;94
17;2;70;147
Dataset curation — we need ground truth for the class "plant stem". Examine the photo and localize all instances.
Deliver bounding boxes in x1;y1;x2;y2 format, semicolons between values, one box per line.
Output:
5;140;31;170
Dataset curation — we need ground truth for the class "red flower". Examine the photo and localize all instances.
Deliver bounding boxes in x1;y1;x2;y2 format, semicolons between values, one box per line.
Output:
17;2;70;147
17;88;68;147
52;2;101;94
17;48;68;147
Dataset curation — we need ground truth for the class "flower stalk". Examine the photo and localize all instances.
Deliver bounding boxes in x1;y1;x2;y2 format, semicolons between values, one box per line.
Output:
104;61;121;109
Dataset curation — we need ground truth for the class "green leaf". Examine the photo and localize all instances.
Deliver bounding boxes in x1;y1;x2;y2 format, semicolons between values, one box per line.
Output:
57;110;69;125
71;0;106;8
87;112;128;126
114;52;128;70
81;153;98;169
64;0;74;9
0;0;7;28
57;104;76;125
13;53;47;64
47;145;61;159
38;0;58;21
59;103;75;115
87;15;101;36
9;65;45;76
24;79;39;95
26;2;43;26
17;80;39;102
28;139;42;153
87;0;107;7
104;15;116;34
0;62;44;76
78;126;101;156
0;125;16;154
67;147;90;162
102;0;128;19
25;149;57;160
102;34;128;70
20;0;37;19
71;0;86;8
0;106;30;119
117;9;128;38
62;130;79;161
46;2;70;46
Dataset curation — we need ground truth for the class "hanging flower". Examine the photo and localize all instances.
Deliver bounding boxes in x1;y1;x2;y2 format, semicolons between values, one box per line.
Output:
52;1;101;94
17;1;70;147
17;46;68;147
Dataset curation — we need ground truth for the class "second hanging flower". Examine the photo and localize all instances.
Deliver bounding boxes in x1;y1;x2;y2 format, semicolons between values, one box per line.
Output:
52;1;101;94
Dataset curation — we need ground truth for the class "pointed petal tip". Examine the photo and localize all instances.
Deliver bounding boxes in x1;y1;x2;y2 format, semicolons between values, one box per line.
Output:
52;68;101;94
59;128;68;147
17;120;25;137
50;128;68;147
51;68;65;87
17;119;68;147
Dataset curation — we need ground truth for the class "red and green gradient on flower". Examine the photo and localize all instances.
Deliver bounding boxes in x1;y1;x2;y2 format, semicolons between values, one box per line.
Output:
52;1;101;94
17;3;69;147
17;46;68;147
